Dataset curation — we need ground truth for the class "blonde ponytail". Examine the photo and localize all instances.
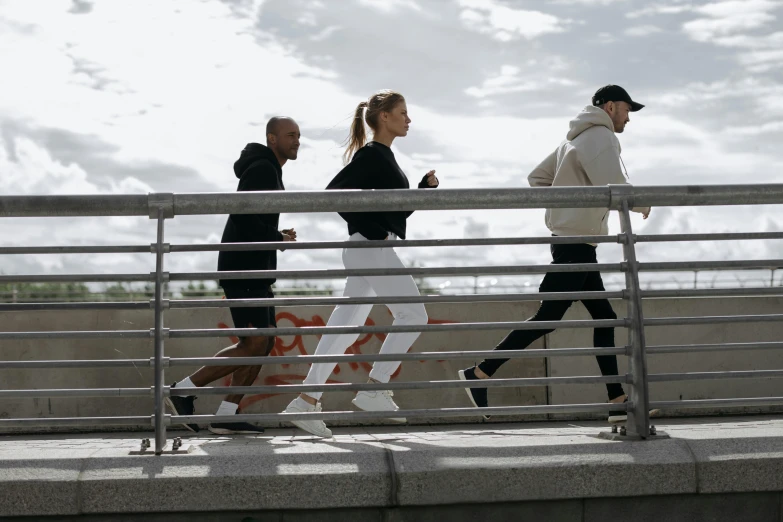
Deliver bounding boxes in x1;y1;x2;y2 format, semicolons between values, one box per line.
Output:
343;101;369;164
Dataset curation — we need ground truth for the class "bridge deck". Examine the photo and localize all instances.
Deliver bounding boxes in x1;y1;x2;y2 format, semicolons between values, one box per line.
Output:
2;415;782;521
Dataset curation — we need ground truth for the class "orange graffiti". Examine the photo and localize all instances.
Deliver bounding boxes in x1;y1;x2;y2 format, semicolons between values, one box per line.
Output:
213;311;454;410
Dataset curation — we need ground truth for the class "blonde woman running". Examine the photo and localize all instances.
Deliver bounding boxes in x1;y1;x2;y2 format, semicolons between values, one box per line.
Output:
284;90;439;437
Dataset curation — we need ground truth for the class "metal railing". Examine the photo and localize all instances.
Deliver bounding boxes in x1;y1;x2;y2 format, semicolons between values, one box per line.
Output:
1;184;783;453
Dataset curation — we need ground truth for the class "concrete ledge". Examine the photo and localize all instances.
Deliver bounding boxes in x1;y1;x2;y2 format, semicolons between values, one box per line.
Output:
2;494;782;522
0;416;782;519
393;435;695;504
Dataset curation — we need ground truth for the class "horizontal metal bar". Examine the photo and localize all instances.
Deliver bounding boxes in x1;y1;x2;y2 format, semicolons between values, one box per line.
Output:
647;342;783;354
172;187;615;215
0;388;150;399
0;245;151;255
648;369;783;382
0;359;151;369
630;184;783;207
9;287;777;311
0;348;625;371
170;318;627;338
649;397;783;410
168;347;627;367
0;194;149;217
170;235;621;253
644;314;783;327
0;274;152;283
642;287;783;299
170;232;783;253
172;374;629;396
176;402;623;423
174;184;783;215
4;317;774;340
0;416;152;428
174;263;623;282
0;330;151;340
639;259;783;272
3;184;783;219
0;301;150;312
172;290;626;309
636;232;783;243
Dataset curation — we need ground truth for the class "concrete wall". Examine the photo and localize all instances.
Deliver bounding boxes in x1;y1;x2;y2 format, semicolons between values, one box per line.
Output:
1;296;781;430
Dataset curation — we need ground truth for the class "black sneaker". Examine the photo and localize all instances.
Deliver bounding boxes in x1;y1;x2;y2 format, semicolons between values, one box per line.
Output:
208;419;265;435
165;382;200;432
458;367;490;420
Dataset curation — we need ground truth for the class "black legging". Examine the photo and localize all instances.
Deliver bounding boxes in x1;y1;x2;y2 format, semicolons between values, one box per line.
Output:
477;242;625;400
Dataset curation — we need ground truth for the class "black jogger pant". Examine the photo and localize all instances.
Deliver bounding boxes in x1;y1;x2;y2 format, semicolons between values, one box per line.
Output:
477;241;625;400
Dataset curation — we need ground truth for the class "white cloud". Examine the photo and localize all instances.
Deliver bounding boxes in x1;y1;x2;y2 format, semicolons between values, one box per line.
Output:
457;0;567;41
357;0;422;12
465;62;577;98
626;3;693;19
651;77;783;116
0;136;98;195
627;1;783;72
406;103;570;171
0;0;353;187
596;32;618;44
624;24;663;37
683;1;778;42
310;25;341;42
707;31;783;48
553;0;625;4
740;47;783;72
630;0;782;43
297;12;318;26
719;120;783;137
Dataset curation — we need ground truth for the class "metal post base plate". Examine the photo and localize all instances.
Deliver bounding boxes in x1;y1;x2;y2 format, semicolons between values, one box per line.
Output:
129;438;192;455
597;430;670;441
129;444;192;455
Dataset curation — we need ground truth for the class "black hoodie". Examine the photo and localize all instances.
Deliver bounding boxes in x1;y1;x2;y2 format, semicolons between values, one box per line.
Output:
326;142;433;240
217;143;285;289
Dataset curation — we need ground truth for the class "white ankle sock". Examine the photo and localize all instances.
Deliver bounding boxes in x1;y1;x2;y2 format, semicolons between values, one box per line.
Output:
216;401;238;416
177;376;196;389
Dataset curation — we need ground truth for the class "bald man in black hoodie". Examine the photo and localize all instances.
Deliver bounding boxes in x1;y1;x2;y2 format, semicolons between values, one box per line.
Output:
167;117;300;435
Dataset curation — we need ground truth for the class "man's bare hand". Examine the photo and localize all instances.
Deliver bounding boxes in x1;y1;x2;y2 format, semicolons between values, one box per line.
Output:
425;170;438;187
282;228;297;241
280;228;296;251
643;208;651;220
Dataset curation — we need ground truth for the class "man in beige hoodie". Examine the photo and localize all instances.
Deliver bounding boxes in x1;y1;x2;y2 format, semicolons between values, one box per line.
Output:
459;85;650;423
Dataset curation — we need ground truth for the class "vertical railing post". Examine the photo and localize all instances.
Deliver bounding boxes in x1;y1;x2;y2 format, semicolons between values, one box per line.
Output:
149;193;173;455
153;208;167;454
618;198;651;438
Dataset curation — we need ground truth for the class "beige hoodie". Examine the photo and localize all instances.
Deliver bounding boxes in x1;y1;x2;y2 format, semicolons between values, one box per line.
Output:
528;105;649;236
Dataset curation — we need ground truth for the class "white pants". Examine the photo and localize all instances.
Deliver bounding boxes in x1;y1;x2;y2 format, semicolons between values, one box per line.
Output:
302;233;428;400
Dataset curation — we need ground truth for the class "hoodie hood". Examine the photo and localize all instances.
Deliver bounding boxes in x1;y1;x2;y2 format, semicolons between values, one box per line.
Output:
566;105;615;141
233;143;281;179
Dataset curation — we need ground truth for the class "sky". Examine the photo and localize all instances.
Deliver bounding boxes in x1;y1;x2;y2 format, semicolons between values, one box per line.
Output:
1;0;782;293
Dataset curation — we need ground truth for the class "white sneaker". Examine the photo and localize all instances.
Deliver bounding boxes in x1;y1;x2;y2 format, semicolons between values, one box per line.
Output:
352;390;407;424
283;397;332;438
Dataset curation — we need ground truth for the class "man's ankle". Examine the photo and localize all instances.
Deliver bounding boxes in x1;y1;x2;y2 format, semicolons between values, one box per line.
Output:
474;367;489;379
300;394;317;406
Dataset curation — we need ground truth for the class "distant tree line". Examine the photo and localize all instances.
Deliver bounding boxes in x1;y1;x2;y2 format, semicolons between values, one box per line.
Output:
0;281;350;302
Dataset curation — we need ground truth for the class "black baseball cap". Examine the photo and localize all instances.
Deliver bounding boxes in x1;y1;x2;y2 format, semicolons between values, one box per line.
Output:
592;85;645;112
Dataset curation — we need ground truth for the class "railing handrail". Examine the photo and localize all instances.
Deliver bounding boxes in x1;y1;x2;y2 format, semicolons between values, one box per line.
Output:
2;183;783;217
3;182;783;452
